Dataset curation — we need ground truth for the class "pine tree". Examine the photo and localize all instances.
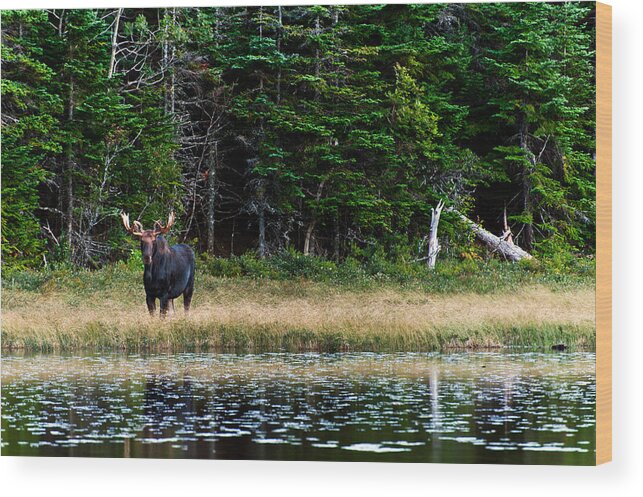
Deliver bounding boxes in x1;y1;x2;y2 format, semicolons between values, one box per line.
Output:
477;2;595;254
1;10;62;267
1;4;597;269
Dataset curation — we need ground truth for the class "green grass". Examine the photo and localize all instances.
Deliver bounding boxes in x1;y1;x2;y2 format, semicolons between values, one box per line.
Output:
1;320;595;354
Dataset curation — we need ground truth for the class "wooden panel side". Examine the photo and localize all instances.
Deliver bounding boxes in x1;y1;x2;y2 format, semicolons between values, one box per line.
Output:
596;1;612;466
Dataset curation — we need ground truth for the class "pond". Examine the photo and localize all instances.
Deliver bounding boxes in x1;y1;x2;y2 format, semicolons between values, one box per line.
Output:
1;351;595;464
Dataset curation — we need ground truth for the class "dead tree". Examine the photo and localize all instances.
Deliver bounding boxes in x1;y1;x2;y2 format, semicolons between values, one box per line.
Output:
451;209;533;262
427;200;445;270
206;141;219;254
107;8;123;79
501;204;513;245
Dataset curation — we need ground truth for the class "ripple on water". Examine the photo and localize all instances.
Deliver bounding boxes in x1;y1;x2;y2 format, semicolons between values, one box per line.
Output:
1;351;596;464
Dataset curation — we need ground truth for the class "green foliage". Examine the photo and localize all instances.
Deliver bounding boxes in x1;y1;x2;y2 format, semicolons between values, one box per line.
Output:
1;12;62;267
1;4;596;270
476;2;595;252
195;250;593;292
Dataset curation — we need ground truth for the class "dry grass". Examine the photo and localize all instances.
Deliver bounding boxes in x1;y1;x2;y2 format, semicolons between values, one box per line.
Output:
1;279;595;352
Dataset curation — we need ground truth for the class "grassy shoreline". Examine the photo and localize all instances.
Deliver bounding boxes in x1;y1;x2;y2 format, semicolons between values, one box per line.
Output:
1;259;595;353
1;321;595;353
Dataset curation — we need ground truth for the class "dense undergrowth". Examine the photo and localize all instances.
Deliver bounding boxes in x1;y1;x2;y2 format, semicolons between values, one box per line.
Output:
3;250;595;296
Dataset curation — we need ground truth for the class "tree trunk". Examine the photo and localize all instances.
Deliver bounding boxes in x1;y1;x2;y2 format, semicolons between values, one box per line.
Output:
452;210;533;262
303;179;326;256
427;200;444;270
502;204;513;245
207;141;218;254
258;7;264;91
230;217;236;256
519;113;535;250
303;220;316;256
66;168;73;253
314;15;321;100
333;212;340;261
258;204;266;258
163;8;169;113
169;7;176;115
276;6;283;105
107;8;123;79
162;8;177;116
65;76;75;257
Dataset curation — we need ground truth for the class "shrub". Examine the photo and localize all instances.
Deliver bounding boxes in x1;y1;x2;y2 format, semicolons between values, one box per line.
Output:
2;268;52;292
4;248;594;295
269;249;338;280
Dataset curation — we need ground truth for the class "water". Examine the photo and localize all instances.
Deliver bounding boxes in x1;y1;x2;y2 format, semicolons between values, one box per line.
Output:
1;351;595;464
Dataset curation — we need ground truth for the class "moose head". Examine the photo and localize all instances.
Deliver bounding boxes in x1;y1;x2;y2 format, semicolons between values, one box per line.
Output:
120;211;175;265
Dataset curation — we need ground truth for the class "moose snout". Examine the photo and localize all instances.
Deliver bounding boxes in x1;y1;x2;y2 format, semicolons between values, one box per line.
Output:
143;255;152;265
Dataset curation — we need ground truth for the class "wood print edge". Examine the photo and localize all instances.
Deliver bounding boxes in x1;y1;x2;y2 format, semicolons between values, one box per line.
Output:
595;1;612;466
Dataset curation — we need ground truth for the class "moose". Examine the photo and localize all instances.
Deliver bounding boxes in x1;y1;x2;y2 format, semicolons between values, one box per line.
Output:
121;211;195;317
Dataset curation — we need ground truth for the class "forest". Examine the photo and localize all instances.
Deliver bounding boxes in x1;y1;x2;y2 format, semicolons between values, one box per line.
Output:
1;2;596;272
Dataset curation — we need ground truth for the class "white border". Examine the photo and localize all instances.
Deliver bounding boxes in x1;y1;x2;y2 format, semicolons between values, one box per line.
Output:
2;0;642;495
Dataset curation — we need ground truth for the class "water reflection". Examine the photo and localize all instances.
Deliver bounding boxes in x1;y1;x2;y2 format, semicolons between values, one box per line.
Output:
1;352;596;464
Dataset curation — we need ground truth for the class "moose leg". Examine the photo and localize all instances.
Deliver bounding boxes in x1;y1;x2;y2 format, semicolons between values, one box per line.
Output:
183;267;195;314
169;299;175;315
159;297;171;318
146;295;156;316
183;287;193;314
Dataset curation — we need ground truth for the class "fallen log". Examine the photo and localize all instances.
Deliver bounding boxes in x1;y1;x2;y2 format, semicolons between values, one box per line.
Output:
450;209;533;262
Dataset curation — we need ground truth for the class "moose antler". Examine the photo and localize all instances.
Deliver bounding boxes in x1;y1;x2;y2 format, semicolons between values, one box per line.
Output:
120;212;144;237
153;211;175;235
